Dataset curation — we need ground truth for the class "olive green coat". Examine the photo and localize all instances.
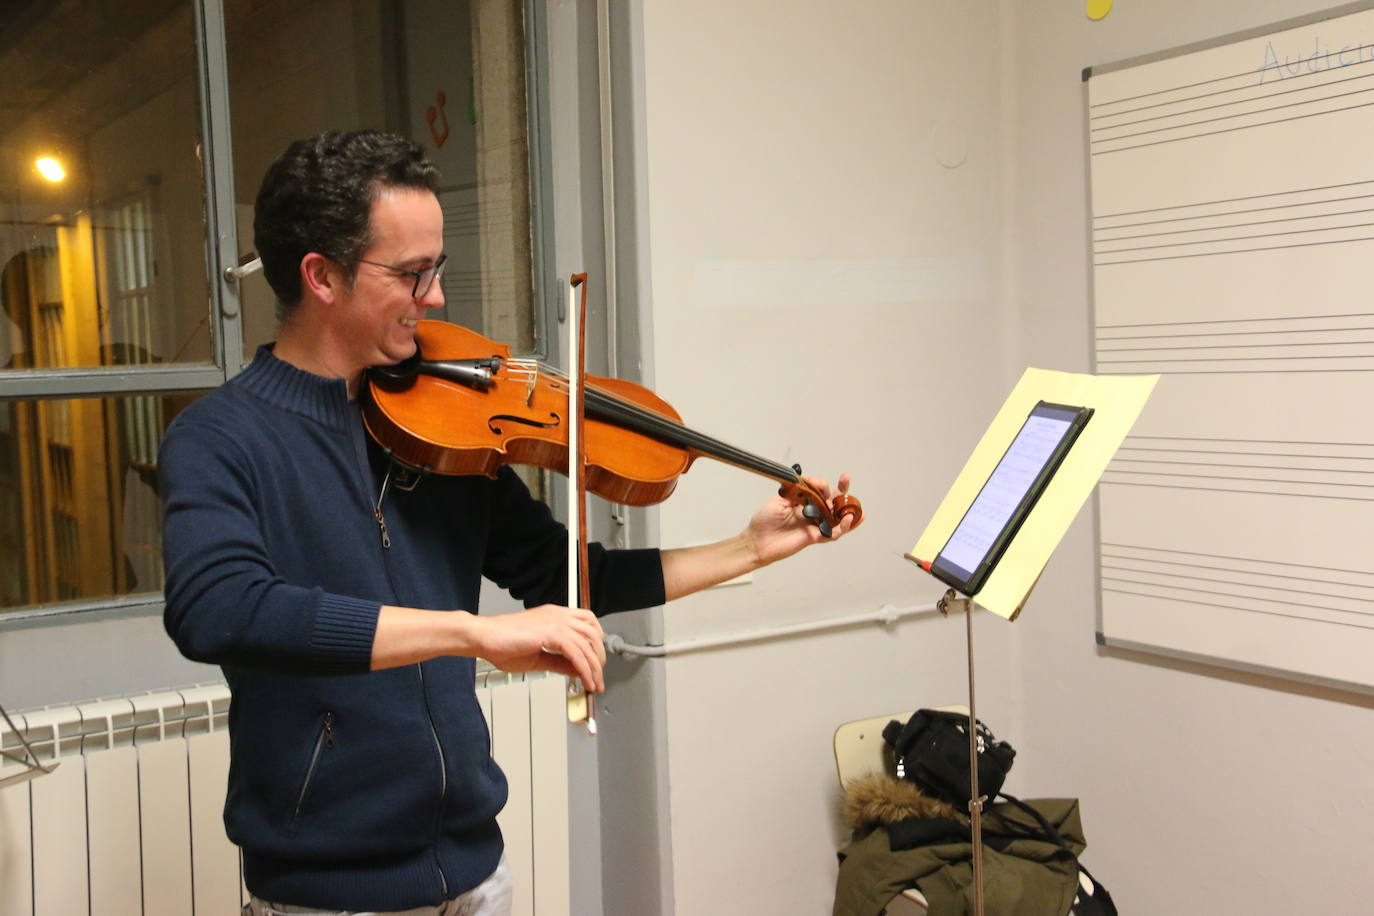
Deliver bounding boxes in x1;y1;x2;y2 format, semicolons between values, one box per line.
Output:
834;797;1086;916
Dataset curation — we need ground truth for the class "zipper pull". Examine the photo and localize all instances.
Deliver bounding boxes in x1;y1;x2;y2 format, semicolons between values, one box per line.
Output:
323;712;335;749
374;507;391;549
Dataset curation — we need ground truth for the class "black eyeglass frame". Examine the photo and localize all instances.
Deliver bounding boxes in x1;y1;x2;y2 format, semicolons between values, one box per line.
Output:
354;253;448;298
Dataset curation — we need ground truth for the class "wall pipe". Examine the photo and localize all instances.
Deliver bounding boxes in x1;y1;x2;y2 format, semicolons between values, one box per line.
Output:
605;602;940;658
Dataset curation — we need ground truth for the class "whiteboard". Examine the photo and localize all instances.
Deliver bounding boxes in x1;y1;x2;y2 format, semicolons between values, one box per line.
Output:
1085;3;1374;693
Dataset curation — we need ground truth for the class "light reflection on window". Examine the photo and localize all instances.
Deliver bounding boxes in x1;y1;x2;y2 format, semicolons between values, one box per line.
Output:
0;0;211;372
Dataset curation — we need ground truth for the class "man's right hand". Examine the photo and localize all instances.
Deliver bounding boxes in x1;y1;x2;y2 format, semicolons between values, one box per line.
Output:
470;604;606;693
371;604;605;694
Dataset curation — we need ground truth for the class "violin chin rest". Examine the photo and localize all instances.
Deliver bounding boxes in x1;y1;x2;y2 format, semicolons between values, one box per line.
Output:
369;350;422;390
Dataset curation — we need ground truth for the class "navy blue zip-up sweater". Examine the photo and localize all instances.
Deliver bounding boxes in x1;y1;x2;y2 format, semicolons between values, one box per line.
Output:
159;347;664;910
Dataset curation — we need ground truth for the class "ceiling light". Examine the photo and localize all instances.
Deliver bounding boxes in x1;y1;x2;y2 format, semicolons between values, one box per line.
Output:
35;157;65;182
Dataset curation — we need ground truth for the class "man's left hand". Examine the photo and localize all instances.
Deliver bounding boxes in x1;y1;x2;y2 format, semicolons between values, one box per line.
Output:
745;472;860;567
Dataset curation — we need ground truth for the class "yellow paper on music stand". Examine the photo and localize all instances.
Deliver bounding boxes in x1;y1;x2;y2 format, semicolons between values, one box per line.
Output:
909;368;1157;620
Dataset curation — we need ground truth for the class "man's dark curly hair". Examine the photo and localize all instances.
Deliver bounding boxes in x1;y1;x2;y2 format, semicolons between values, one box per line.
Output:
253;129;441;315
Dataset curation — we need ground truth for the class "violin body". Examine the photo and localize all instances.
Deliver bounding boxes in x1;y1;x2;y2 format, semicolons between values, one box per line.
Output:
364;321;690;506
363;320;860;533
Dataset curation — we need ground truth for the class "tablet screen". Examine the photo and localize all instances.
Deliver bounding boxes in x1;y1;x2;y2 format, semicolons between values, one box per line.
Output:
931;401;1093;596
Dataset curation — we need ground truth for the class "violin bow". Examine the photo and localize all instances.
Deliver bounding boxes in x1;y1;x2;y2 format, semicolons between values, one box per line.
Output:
566;273;596;733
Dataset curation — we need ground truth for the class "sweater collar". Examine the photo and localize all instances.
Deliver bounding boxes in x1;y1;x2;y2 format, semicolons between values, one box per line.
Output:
234;344;357;432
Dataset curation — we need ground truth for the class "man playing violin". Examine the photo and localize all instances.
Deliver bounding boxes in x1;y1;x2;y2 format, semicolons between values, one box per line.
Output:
159;129;858;916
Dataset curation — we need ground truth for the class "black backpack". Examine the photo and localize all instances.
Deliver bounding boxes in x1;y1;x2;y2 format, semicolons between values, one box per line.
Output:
881;708;1016;805
882;708;1116;915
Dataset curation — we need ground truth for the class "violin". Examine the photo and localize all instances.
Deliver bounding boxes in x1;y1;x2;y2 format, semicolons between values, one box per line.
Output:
362;319;861;536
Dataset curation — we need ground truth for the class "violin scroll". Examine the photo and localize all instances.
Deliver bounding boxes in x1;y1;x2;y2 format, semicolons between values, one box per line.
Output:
779;475;863;539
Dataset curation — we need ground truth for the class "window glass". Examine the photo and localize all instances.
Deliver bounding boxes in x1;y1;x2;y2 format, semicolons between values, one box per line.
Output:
0;392;200;611
0;0;547;618
0;1;213;370
226;0;536;359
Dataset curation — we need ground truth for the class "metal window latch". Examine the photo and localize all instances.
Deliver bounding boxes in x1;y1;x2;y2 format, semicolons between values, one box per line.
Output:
223;256;262;283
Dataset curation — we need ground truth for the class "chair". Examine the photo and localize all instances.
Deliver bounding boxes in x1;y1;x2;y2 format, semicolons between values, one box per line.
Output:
836;710;1100;915
833;712;929;914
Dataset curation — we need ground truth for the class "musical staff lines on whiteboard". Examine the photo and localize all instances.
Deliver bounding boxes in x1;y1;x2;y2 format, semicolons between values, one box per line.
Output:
1099;542;1374;630
1089;42;1374;112
1093;313;1374;373
1092;182;1374;264
1090;45;1374;154
1086;5;1374;691
1101;434;1374;499
1093;178;1374;221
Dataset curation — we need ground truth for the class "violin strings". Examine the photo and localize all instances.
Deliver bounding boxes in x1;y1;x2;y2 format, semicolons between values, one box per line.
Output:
492;358;800;484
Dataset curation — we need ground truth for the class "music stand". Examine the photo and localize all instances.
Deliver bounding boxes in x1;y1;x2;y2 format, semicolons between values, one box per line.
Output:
905;368;1156;915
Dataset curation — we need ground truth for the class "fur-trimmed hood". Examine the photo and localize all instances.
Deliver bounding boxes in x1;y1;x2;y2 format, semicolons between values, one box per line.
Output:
842;775;962;830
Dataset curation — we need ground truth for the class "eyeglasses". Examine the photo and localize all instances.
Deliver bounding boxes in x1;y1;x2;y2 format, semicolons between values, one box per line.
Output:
355;253;448;299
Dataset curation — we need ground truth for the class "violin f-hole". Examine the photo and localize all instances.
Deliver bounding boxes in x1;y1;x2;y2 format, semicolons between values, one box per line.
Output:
488;412;561;435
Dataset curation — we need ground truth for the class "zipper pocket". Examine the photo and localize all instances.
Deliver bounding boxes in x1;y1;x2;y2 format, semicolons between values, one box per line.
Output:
417;664;450;898
290;712;335;830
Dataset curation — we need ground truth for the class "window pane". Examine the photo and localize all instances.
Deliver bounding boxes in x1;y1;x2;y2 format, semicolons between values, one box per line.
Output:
0;1;213;371
226;0;536;359
0;392;200;612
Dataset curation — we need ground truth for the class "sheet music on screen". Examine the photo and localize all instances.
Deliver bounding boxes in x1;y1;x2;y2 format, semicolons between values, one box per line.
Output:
939;413;1075;575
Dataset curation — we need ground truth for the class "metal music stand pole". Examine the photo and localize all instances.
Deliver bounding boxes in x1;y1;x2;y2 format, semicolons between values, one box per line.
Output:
938;588;985;916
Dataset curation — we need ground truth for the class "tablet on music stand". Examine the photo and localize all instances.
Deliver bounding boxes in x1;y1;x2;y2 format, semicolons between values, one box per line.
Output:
928;401;1093;598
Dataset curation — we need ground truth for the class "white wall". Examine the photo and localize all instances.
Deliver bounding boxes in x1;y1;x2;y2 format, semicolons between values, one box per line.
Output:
11;3;1374;914
1008;2;1374;913
633;2;1019;913
630;1;1374;914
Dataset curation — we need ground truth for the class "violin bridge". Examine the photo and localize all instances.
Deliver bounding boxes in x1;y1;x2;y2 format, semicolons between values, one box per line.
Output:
503;358;540;407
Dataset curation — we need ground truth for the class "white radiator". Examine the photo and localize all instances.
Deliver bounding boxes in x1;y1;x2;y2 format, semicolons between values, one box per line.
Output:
0;672;572;916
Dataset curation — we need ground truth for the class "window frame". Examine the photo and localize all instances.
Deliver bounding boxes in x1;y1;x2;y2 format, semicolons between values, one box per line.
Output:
0;0;557;628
